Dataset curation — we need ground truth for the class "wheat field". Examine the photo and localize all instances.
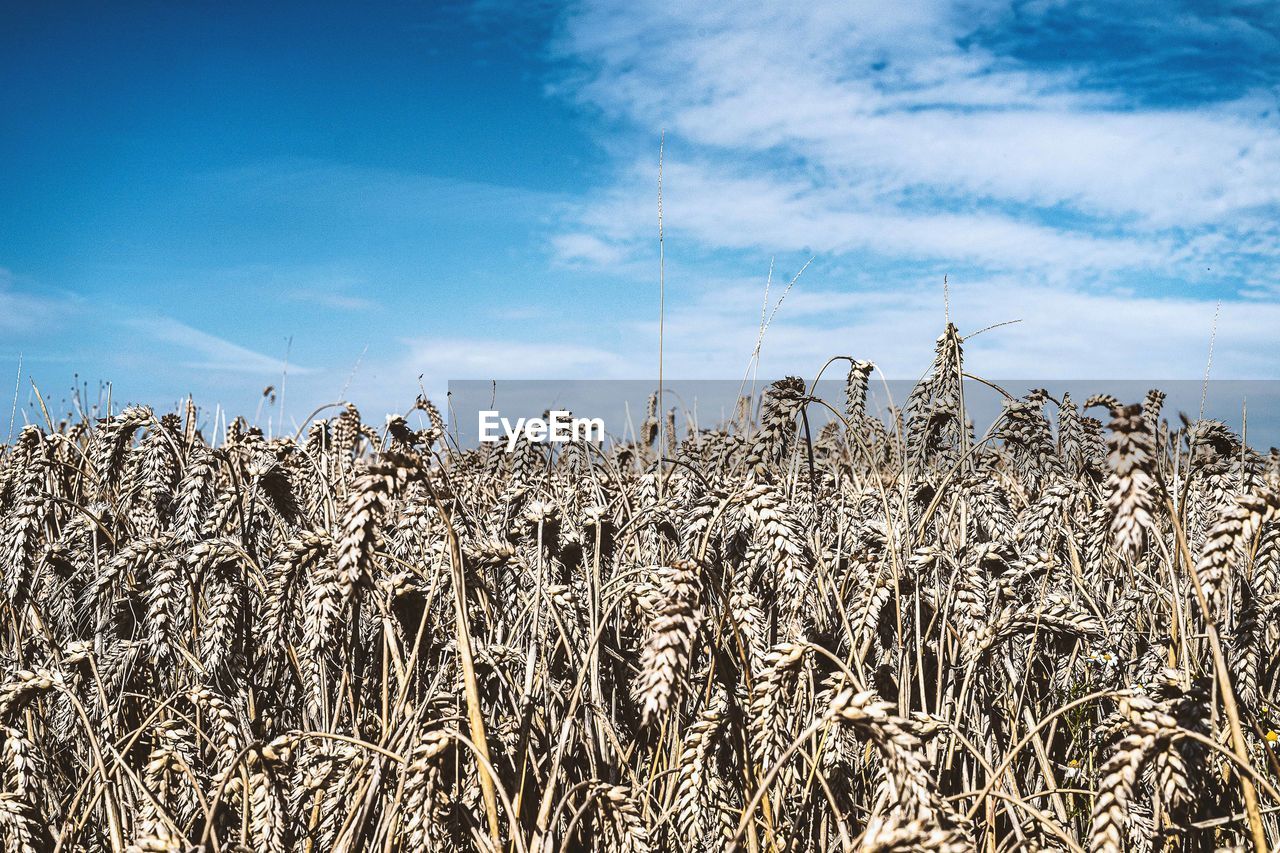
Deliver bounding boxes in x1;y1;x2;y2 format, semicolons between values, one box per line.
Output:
0;324;1278;852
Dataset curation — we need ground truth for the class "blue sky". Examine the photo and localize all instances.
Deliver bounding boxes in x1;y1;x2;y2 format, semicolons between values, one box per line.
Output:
2;0;1278;428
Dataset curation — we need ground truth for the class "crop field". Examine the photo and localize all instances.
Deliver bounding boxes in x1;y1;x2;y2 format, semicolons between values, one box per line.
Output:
1;324;1278;852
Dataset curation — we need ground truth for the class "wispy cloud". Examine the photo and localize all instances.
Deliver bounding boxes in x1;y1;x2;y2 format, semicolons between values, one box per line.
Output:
126;316;312;376
550;232;631;267
385;336;631;417
394;273;1280;386
545;1;1280;287
285;283;377;312
404;337;628;379
0;268;79;336
292;291;376;311
203;159;565;222
643;275;1280;380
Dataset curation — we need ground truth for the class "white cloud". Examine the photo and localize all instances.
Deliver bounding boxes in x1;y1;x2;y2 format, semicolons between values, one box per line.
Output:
127;316;312;376
392;276;1280;388
0;269;78;336
286;286;377;312
383;337;634;419
644;277;1280;381
318;279;1277;426
573;158;1173;271
403;337;630;379
204;159;563;221
300;291;376;311
545;1;1280;280
550;232;631;267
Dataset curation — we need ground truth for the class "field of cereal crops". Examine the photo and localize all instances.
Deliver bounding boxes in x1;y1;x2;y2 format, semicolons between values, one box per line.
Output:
1;324;1279;852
